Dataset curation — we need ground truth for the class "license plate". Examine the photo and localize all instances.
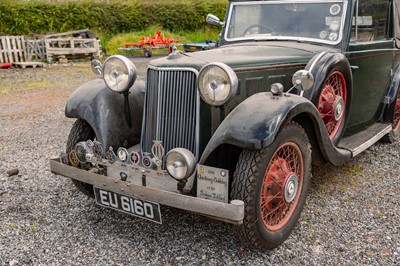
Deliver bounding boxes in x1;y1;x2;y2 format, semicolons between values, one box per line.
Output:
94;187;162;224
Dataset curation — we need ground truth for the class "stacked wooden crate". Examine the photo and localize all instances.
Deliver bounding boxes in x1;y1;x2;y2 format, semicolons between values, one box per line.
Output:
0;29;100;67
45;29;101;63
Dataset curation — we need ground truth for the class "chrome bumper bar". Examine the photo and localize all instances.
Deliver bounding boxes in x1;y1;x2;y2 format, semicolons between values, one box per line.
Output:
49;158;244;224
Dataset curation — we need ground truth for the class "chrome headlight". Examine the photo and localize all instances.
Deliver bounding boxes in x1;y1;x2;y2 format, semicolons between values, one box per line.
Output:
103;55;137;93
198;62;238;106
165;148;196;181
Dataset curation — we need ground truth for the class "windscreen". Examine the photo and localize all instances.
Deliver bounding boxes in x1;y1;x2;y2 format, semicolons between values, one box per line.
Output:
225;0;347;44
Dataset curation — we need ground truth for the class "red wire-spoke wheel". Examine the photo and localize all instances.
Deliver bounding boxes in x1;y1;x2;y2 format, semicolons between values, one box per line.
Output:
317;71;347;141
231;122;311;250
260;142;303;231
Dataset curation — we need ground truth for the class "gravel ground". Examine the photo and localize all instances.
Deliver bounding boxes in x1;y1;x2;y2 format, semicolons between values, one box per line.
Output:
0;57;399;265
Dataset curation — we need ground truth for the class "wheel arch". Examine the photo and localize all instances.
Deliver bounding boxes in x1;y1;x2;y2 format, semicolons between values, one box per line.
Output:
200;112;328;193
199;92;309;165
303;51;353;144
199;92;351;169
65;79;145;150
303;51;353;104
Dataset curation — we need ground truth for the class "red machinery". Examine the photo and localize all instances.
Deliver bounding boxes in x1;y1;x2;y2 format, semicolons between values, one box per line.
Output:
119;30;180;57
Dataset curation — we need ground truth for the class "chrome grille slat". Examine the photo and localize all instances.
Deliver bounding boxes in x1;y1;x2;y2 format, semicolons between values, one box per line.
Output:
142;68;198;160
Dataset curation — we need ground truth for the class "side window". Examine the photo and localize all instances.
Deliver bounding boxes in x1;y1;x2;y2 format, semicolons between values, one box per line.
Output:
351;0;389;42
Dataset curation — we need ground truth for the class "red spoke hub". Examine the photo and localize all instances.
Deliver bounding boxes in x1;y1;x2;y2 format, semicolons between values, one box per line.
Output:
317;71;347;140
260;142;303;231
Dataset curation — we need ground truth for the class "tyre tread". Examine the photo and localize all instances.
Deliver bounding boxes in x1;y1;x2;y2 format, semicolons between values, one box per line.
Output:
66;119;96;198
231;121;312;250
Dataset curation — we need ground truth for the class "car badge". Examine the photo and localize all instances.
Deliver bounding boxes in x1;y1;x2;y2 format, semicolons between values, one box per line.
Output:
68;150;79;167
105;147;116;163
151;140;165;175
92;141;104;159
130;151;140;166
142;152;153;169
117;147;129;163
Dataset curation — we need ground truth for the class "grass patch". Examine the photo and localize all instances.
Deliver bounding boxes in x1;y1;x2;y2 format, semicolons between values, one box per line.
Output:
312;162;364;193
27;81;51;88
0;86;12;95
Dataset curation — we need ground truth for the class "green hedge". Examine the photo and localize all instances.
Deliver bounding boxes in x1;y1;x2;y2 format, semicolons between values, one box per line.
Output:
0;0;227;35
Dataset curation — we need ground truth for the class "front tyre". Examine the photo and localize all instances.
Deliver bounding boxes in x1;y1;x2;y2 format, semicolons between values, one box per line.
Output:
66;119;96;198
231;122;311;250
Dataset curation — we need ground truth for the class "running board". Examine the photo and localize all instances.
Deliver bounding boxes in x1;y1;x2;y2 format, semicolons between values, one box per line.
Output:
338;123;392;157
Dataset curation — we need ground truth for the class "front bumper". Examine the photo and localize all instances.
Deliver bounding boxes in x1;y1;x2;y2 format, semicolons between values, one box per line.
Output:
49;158;244;224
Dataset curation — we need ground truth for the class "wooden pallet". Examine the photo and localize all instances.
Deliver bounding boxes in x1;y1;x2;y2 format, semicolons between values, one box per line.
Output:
0;36;27;63
26;40;46;61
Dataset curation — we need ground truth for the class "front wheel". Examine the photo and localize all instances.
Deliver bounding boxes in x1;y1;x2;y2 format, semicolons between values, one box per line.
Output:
66;119;96;198
231;122;312;250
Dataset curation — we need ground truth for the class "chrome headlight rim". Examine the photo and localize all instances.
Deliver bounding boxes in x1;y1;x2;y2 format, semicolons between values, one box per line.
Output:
198;62;238;106
103;55;137;93
165;148;196;181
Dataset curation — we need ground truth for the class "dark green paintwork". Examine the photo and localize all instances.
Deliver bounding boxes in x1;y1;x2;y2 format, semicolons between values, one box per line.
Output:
150;42;328;70
147;0;398;154
345;41;395;134
150;42;333;137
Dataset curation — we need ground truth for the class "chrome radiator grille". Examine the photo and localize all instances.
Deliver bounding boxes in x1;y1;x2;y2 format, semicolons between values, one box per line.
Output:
142;67;199;158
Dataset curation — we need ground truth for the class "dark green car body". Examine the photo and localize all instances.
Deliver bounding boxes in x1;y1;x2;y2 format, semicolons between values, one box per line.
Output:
65;0;400;168
51;0;400;250
149;0;398;144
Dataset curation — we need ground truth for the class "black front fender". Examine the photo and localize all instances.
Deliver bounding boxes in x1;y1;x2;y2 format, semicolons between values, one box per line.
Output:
200;92;351;166
65;79;145;150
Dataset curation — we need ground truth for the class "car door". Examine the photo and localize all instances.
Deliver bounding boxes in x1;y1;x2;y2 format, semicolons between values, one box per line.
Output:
344;0;395;134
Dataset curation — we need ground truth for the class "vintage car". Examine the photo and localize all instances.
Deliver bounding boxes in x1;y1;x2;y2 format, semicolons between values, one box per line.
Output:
50;0;400;250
